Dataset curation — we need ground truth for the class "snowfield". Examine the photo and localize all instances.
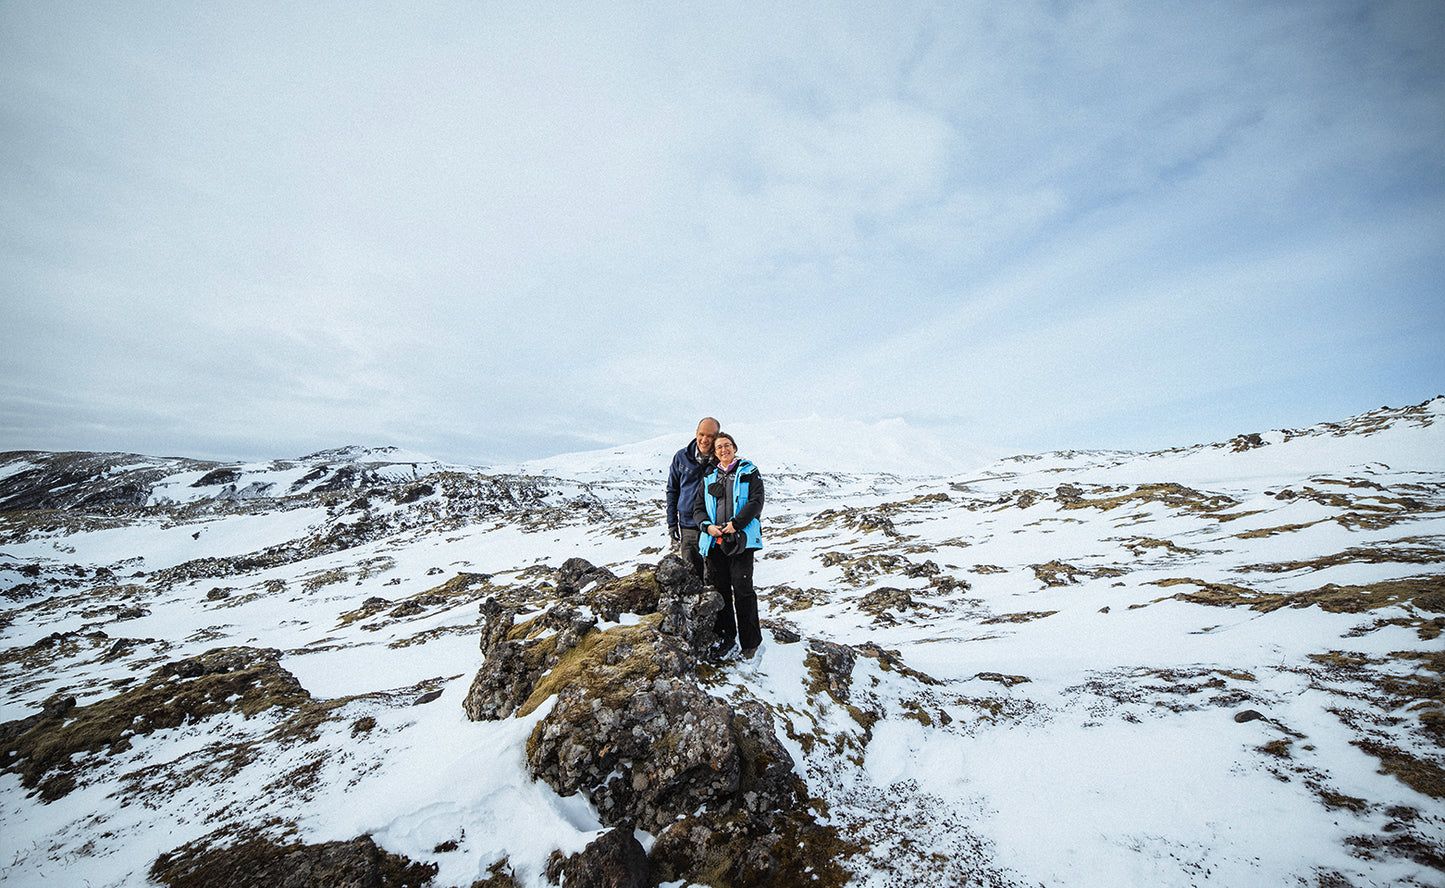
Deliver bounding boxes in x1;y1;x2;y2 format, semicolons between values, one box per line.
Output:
1;400;1442;887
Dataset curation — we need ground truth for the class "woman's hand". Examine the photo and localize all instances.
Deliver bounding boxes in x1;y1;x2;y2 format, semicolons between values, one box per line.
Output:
707;524;725;538
721;521;736;535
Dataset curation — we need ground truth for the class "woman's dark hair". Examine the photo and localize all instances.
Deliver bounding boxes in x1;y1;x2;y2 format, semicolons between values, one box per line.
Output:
715;432;737;450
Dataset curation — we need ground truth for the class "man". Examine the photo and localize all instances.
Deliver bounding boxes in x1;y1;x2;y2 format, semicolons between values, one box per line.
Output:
665;417;718;579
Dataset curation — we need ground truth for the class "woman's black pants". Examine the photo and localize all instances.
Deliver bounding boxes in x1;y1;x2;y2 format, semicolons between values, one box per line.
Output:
705;547;761;651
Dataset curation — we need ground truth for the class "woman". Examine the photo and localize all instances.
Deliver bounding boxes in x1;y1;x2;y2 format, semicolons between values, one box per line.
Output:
691;432;765;658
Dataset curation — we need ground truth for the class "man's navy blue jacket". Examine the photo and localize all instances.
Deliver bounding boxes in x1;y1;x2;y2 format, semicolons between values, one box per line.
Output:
665;440;714;530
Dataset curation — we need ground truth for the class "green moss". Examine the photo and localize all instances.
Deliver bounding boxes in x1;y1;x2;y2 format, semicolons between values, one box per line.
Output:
517;614;666;719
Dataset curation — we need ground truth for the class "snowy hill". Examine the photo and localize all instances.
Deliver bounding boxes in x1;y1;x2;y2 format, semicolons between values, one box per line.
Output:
1;399;1442;887
515;416;1004;479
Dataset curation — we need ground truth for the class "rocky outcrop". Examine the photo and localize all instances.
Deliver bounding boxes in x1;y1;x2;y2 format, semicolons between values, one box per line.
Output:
0;646;311;802
527;632;741;831
464;554;847;886
149;832;437;888
544;826;649;887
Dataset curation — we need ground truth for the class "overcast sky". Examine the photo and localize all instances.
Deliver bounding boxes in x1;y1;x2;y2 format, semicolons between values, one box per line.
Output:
2;1;1442;464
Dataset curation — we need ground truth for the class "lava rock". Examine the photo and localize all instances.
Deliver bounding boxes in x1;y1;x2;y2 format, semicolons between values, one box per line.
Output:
545;826;649;888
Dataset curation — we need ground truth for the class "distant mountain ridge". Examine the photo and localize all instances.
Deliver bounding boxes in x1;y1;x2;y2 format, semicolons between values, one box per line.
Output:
1;397;1440;513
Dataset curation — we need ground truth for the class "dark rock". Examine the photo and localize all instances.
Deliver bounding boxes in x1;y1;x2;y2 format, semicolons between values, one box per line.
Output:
394;483;433;505
556;557;617;597
463;600;599;721
1055;484;1084;504
545;827;648;888
763;621;801;644
192;468;243;488
459;560;851;888
654;554;724;656
861;586;914;613
732;700;801;815
526;633;734;832
591;569;662;621
149;832;437;888
805;639;857;704
1234;709;1267;723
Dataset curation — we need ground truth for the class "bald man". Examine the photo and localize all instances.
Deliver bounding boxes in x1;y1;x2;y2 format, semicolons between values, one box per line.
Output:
665;417;719;579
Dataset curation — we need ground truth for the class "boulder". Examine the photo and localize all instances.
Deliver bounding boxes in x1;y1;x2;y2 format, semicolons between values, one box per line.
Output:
556;557;617;597
524;623;735;832
806;639;857;704
150;833;436;888
544;826;648;888
654;553;724;657
463;600;599;721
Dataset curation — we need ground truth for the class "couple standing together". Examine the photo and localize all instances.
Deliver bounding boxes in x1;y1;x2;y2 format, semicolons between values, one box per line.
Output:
665;417;765;660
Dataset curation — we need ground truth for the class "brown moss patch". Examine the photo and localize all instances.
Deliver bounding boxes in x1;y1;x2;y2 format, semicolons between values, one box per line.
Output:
981;611;1057;624
150;831;437;888
1240;542;1445;574
1354;738;1445;799
517;614;667;719
1061;483;1239;514
1152;575;1444;615
1031;560;1126;588
0;646;312;801
1233;520;1329;539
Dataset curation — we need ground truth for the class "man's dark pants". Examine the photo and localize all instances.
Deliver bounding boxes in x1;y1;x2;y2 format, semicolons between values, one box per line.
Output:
678;527;705;580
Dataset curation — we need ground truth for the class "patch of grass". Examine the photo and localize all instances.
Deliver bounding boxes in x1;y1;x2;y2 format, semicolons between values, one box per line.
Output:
0;647;312;801
1151;575;1444;616
1030;560;1126;588
1233;520;1328;539
1240;542;1445;574
1354;738;1445;799
980;611;1056;624
1061;483;1239;514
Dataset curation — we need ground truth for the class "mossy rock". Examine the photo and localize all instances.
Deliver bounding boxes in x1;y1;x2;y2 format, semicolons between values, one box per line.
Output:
0;646;310;801
150;831;436;888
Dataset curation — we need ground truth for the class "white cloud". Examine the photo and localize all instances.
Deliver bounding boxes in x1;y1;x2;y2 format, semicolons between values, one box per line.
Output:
1;0;1441;462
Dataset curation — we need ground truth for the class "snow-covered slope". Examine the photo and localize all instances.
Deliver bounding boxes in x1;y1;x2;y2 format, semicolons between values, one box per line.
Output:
515;415;1005;479
1;399;1441;887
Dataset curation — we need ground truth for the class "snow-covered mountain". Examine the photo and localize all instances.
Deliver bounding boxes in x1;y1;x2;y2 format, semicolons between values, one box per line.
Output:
513;416;1004;479
1;399;1442;887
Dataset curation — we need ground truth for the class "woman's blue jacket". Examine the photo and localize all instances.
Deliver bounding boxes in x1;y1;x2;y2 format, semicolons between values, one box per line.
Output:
691;458;764;557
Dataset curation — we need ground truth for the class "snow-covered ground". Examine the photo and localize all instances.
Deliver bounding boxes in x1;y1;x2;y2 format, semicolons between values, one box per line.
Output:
1;400;1442;887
